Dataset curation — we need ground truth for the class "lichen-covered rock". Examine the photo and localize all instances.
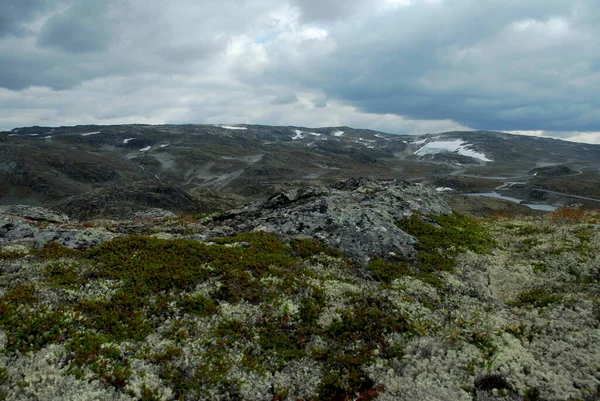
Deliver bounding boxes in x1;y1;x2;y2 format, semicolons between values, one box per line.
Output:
0;219;39;243
0;205;69;223
209;178;452;264
131;208;176;220
0;207;114;248
33;227;115;249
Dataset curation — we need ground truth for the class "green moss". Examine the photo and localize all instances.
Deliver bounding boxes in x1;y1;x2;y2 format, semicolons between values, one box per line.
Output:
78;290;153;341
368;258;445;288
509;288;562;308
316;295;409;399
289;237;343;259
86;235;210;295
397;212;496;273
34;242;80;260
258;319;306;363
0;302;71;353
147;346;183;364
65;331;134;390
0;284;72;353
44;260;80;287
0;367;7;401
0;250;26;260
531;262;548;273
177;294;218;316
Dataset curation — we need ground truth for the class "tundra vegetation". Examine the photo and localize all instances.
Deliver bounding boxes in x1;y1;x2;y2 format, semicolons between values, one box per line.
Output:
0;209;599;401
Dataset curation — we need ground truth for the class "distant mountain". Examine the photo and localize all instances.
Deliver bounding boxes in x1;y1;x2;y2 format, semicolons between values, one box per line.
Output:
2;124;599;218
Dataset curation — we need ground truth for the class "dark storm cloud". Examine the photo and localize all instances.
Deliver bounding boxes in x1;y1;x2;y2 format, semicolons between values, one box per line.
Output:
0;0;56;37
37;1;113;53
302;0;600;132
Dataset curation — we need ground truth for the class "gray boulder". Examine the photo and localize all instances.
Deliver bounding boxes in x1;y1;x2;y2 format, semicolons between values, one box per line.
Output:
209;178;452;265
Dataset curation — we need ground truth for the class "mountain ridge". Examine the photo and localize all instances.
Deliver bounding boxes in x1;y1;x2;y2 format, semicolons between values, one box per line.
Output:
2;124;599;219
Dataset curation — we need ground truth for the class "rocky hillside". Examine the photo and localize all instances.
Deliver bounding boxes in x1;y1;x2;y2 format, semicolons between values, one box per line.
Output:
0;179;598;401
2;124;600;218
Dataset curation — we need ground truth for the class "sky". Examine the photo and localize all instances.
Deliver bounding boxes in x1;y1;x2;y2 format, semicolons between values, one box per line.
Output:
1;0;600;144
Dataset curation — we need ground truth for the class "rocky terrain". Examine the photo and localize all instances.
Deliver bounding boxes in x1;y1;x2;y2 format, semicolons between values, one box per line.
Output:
2;124;600;218
0;179;598;401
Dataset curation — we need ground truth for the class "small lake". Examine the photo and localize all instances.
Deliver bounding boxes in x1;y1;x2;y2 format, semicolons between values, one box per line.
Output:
466;192;558;211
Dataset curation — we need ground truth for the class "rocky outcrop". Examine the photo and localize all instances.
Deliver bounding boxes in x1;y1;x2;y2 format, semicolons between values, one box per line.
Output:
208;178;452;265
51;184;204;220
0;205;114;249
1;179;452;262
0;205;69;223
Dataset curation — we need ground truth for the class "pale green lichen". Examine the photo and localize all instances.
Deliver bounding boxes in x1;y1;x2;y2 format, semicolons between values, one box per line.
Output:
0;212;598;400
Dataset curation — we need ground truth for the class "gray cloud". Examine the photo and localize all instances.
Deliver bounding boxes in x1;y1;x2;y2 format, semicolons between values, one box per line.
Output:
0;0;57;37
270;93;298;105
37;1;113;53
290;0;364;21
312;96;327;108
254;0;600;132
1;0;600;139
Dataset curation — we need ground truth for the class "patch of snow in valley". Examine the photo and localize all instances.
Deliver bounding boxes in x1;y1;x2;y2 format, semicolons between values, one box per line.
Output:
44;136;52;139
414;140;492;162
412;138;427;145
333;130;344;137
436;187;453;192
123;138;135;144
81;131;100;136
140;146;151;152
292;130;304;140
160;144;169;148
374;134;390;140
308;132;321;136
219;125;247;130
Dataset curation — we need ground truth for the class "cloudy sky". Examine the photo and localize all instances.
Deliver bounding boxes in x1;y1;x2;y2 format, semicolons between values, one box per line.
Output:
1;0;600;143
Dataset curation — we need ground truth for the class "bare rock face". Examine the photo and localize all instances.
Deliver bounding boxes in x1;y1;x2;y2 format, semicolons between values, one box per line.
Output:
209;178;452;265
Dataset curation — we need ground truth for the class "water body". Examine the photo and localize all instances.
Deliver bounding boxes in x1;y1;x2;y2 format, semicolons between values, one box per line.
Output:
466;192;558;211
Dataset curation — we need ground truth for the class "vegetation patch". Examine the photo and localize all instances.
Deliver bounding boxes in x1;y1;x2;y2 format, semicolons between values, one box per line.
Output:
509;288;563;308
0;211;598;400
396;212;496;273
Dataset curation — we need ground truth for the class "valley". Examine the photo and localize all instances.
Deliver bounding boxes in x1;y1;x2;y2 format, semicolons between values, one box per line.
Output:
1;124;599;219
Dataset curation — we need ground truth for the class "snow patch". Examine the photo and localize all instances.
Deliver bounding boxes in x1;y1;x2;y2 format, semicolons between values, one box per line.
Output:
81;131;100;136
414;140;492;162
220;125;247;130
412;138;427;145
291;129;304;140
333;130;344;137
160;144;169;148
44;136;52;139
140;146;151;152
308;132;321;136
436;187;453;192
123;138;135;144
